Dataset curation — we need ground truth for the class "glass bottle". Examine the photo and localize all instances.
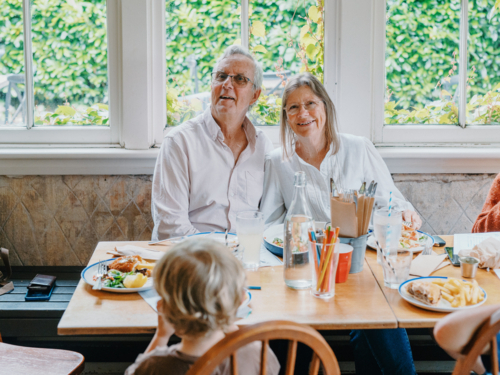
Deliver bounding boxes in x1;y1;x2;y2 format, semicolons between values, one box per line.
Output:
284;171;315;289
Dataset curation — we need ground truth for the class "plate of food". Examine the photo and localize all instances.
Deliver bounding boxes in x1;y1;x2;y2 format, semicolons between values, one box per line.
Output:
263;222;328;256
398;276;487;312
367;227;434;253
81;255;155;293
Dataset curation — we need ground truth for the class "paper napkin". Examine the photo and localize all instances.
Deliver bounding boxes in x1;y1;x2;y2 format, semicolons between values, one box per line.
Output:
410;253;449;277
111;245;165;261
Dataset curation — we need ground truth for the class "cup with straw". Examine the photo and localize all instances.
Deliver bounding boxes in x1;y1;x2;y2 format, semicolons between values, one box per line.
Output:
309;226;341;299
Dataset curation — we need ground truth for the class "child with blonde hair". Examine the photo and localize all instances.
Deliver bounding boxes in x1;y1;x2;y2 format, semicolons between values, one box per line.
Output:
125;238;279;375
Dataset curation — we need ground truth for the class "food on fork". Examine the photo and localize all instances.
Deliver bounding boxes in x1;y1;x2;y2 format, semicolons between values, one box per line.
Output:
431;278;485;307
407;281;442;306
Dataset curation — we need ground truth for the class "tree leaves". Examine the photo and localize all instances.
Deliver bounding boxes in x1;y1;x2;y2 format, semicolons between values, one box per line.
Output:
251;20;266;37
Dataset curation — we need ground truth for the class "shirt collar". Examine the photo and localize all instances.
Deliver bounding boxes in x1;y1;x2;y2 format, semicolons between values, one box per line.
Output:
203;107;258;149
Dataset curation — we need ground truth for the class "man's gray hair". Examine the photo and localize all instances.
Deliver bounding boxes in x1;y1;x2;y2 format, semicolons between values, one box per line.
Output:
213;45;263;91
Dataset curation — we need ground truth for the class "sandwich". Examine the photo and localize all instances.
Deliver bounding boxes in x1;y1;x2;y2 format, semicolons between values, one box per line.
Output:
407;281;441;306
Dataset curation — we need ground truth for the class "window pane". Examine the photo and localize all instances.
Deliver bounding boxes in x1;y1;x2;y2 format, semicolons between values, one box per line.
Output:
385;0;461;125
0;0;27;127
32;0;109;126
249;0;324;126
467;0;500;125
165;0;240;128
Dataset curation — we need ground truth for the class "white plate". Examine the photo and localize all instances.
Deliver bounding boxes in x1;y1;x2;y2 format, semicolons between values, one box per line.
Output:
81;259;154;293
398;276;487;312
263;221;328;256
241;290;251;308
188;231;238;248
366;230;434;253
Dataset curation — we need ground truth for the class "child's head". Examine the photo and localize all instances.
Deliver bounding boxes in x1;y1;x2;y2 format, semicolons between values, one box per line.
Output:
154;238;246;338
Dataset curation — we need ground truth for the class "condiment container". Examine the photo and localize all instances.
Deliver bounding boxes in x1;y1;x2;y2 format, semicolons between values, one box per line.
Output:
459;256;479;278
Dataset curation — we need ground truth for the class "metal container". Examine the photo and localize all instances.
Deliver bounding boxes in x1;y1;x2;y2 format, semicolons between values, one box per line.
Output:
459;256;479;278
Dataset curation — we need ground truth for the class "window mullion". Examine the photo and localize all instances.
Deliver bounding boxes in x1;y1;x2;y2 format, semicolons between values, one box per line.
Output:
22;0;35;130
241;0;249;49
458;0;469;128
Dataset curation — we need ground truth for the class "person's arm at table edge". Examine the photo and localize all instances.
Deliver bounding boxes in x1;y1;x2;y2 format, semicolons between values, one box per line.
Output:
472;174;500;233
434;303;500;374
361;137;422;229
151;138;199;240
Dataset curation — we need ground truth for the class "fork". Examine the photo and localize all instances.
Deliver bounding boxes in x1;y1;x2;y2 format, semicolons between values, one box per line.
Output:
93;261;105;290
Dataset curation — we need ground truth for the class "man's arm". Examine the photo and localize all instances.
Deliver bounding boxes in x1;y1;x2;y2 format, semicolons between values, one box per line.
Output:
151;137;199;241
473;174;500;233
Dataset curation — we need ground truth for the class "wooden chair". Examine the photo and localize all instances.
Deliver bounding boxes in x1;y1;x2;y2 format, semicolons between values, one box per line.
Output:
185;320;340;375
0;332;85;375
452;309;500;375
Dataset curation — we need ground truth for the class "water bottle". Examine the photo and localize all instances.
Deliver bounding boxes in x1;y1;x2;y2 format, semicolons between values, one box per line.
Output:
284;171;315;289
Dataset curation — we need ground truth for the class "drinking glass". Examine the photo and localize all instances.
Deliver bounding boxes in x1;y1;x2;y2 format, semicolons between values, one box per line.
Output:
236;211;264;270
380;249;412;289
309;241;340;299
373;209;402;263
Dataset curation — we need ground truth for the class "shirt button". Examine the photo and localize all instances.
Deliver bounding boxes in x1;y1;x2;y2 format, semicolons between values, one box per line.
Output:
231;193;235;197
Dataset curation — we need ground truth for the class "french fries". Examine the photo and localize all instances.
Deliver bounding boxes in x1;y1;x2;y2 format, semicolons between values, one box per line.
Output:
431;277;484;307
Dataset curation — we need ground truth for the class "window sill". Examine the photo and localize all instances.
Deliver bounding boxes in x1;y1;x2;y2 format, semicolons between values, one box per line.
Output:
1;144;500;176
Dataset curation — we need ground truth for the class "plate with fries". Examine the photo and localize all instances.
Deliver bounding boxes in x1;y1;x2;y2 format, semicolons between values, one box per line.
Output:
399;276;487;312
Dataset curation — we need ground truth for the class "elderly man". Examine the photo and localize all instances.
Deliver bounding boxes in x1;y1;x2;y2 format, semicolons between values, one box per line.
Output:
151;46;273;240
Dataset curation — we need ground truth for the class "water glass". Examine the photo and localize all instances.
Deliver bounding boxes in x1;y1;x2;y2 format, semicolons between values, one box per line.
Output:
232;245;244;263
380;249;412;289
373;209;402;263
236;211;264;271
309;241;340;299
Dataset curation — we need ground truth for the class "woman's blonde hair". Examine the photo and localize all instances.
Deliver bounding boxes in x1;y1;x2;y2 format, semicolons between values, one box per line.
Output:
154;238;246;338
280;73;340;159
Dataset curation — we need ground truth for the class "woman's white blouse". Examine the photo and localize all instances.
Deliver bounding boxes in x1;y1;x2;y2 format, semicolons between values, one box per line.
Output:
260;133;414;227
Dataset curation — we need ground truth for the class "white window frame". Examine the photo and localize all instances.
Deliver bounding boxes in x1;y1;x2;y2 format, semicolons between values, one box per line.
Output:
3;0;500;175
370;0;500;145
0;0;165;148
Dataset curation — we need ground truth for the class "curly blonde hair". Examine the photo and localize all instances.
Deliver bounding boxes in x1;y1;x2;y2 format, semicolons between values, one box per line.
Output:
154;238;246;338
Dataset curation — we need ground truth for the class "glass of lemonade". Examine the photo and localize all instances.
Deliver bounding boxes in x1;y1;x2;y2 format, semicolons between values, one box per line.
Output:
373;209;402;263
236;211;264;271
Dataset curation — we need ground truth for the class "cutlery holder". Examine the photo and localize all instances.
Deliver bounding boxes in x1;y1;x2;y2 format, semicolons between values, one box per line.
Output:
340;234;368;274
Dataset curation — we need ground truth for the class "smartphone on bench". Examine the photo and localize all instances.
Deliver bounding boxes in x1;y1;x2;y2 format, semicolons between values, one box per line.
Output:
25;274;57;301
446;247;460;267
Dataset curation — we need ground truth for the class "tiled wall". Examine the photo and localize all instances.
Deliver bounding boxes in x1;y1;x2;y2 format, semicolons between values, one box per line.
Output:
0;174;496;266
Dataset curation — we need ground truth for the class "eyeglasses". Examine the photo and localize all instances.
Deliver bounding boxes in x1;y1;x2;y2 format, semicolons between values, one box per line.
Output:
286;100;323;116
212;71;254;87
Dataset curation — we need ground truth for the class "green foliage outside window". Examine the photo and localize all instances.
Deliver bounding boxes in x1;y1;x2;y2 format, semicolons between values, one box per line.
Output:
385;0;500;125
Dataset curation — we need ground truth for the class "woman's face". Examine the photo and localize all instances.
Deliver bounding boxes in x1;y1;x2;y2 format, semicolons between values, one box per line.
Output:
285;85;326;140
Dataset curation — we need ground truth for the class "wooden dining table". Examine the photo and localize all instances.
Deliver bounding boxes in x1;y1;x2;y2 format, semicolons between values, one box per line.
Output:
57;235;500;336
365;235;500;328
57;241;397;335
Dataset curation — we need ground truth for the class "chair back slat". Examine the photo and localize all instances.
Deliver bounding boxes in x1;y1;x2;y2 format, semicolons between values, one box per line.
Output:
308;353;320;375
260;339;269;375
285;340;298;375
231;352;238;375
185;321;340;375
492;336;499;375
452;309;500;375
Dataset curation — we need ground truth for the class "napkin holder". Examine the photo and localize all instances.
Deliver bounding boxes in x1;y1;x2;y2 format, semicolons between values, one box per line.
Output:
330;197;358;238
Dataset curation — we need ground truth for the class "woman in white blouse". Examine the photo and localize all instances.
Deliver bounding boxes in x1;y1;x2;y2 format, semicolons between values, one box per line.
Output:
260;74;421;228
260;73;420;375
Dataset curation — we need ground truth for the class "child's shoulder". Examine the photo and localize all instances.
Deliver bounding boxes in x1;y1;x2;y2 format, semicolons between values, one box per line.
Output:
125;344;198;375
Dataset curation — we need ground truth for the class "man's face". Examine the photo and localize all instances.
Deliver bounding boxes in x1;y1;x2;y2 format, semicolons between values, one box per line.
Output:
210;55;261;122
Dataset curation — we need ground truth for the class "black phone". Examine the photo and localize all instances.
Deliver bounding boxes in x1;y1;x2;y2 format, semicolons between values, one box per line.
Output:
25;283;55;301
445;247;460;267
433;235;446;247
